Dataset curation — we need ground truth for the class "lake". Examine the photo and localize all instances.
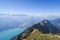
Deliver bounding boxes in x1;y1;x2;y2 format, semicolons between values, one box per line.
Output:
0;28;26;40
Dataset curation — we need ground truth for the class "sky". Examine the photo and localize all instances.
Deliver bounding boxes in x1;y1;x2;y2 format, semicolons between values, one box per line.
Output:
0;0;60;16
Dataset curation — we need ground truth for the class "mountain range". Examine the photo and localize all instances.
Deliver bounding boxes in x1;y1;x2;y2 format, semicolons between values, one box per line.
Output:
11;20;60;40
0;14;43;31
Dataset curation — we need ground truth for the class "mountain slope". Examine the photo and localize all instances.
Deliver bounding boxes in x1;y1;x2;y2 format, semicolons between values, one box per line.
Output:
50;18;60;30
11;20;60;40
26;29;60;40
34;20;60;34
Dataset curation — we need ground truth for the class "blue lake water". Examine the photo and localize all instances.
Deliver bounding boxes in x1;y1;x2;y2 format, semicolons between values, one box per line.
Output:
0;28;26;40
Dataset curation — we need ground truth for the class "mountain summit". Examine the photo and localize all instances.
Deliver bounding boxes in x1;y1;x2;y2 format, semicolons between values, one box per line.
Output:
11;20;60;40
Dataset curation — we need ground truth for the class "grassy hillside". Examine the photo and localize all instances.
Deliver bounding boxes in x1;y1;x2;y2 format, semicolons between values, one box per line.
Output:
26;29;60;40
